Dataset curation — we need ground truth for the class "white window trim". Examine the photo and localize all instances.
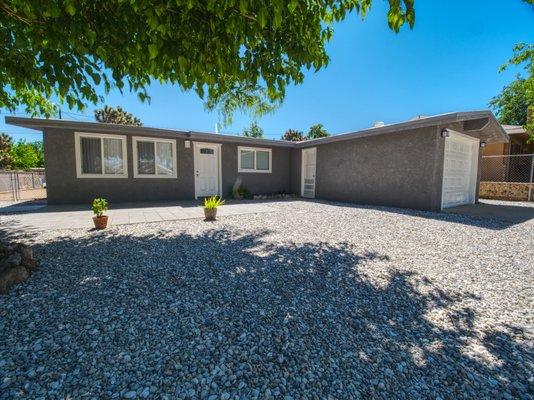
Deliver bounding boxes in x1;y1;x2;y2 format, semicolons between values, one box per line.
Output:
237;146;272;173
132;136;178;178
74;132;128;178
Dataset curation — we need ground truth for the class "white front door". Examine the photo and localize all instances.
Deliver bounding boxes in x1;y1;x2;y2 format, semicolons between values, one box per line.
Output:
301;147;317;198
194;142;221;198
441;131;479;209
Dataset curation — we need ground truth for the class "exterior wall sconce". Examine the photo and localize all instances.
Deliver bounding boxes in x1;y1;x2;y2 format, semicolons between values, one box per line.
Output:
440;129;449;138
480;141;486;148
184;140;191;148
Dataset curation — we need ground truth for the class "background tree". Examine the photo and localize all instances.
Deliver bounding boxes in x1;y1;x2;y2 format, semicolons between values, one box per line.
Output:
243;121;264;138
307;124;330;139
30;141;45;167
10;140;44;170
281;129;304;141
0;133;13;169
0;1;415;124
491;42;534;141
94;106;142;126
489;77;530;125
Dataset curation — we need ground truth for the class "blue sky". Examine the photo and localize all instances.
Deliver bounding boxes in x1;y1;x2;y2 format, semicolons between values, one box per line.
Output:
2;0;533;142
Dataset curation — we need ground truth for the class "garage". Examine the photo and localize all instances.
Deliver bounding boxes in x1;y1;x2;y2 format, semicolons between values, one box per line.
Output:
441;130;480;209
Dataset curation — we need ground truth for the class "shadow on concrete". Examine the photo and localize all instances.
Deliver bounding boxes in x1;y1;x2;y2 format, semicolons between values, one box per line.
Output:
0;199;47;214
443;200;534;226
0;227;531;398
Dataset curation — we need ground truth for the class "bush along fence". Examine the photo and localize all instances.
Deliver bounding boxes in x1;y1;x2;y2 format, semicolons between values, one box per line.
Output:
480;154;534;201
0;170;46;201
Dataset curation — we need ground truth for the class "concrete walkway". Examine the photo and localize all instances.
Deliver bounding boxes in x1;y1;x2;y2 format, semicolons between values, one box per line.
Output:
0;200;281;232
443;199;534;225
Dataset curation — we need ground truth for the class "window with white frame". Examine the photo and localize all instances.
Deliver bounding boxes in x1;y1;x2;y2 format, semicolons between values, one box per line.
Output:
75;132;128;178
133;137;177;178
238;147;272;173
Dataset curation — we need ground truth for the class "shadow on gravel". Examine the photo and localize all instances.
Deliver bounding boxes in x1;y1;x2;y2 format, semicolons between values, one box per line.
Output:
1;228;532;399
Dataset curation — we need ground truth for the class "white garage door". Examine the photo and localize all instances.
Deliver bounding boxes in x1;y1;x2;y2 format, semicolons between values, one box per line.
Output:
441;131;480;209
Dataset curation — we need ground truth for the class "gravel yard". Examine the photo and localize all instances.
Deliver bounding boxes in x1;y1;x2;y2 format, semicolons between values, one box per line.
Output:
1;200;533;399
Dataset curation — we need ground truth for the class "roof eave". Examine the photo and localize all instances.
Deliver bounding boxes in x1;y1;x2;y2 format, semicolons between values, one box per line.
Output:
4;116;296;148
295;110;508;148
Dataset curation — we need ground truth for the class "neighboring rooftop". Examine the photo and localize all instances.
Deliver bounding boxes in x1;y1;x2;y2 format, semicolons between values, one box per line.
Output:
6;110;508;148
502;125;527;135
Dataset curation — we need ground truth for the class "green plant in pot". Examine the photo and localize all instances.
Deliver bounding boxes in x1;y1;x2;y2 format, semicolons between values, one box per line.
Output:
92;198;109;229
203;196;225;221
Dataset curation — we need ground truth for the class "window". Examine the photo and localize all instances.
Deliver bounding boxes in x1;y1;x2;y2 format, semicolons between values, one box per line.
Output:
133;137;177;178
75;132;128;178
237;147;272;173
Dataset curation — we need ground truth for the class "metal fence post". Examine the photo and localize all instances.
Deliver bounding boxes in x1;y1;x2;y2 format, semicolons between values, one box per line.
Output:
529;155;534;202
9;172;13;201
15;172;19;201
11;172;17;201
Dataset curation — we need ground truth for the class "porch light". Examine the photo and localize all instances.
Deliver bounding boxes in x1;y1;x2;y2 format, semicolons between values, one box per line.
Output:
480;141;486;148
440;129;449;138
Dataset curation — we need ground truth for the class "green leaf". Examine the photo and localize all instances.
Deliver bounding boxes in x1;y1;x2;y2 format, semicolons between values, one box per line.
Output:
65;2;76;16
288;0;298;13
148;44;159;60
178;56;187;70
258;8;267;28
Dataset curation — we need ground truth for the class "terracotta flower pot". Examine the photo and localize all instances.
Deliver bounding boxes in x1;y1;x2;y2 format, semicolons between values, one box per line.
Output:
204;208;217;221
93;215;109;229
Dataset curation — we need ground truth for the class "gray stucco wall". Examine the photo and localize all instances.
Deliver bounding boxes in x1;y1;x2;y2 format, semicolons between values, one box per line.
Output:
44;129;292;204
298;126;446;211
43;124;482;210
220;143;291;197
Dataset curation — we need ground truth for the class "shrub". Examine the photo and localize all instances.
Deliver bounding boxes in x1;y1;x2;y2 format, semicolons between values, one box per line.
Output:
92;198;108;217
204;196;225;209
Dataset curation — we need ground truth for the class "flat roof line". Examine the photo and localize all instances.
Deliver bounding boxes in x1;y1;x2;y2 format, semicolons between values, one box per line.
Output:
5;110;508;146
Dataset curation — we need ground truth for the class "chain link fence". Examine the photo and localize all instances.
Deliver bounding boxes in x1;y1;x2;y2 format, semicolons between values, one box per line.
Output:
0;171;47;201
480;154;534;201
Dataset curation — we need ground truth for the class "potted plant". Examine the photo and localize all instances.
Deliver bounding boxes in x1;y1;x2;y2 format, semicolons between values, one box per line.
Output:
92;198;109;229
203;196;225;221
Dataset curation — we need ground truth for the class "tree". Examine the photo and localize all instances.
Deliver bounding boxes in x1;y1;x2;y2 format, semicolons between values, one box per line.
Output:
0;133;13;169
493;42;534;141
10;140;44;170
30;141;45;167
94;106;142;126
243;121;264;138
489;77;530;125
0;1;415;124
281;129;304;141
307;124;330;139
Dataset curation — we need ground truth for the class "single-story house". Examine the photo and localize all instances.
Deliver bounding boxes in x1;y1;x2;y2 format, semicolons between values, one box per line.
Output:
483;125;533;156
6;110;508;211
479;124;533;201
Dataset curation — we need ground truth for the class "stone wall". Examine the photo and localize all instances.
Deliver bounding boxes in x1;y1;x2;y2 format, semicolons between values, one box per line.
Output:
479;182;534;201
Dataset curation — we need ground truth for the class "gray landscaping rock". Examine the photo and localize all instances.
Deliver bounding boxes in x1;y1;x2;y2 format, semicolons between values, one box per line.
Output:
0;200;532;399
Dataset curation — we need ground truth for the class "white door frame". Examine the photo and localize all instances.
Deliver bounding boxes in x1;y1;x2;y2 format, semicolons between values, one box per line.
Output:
301;147;317;198
193;142;222;199
440;130;480;210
